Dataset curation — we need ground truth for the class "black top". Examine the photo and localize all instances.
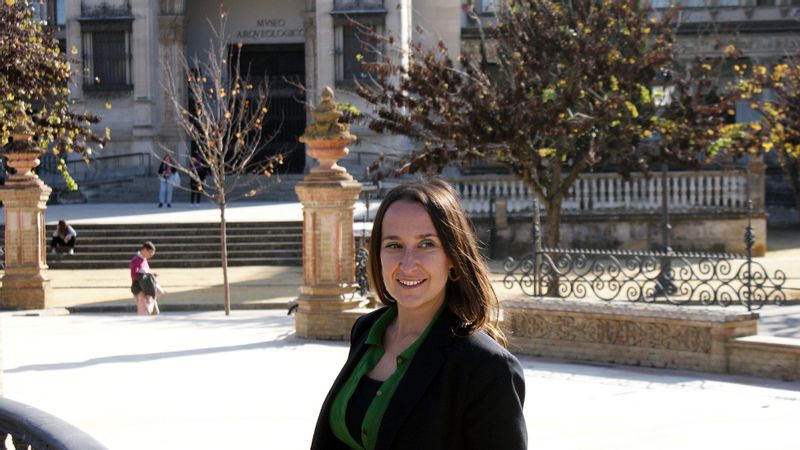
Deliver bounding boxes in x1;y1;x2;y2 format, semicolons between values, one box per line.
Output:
345;376;383;447
311;306;528;450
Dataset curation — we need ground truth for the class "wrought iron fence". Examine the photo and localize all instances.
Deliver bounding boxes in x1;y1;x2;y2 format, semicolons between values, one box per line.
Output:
354;247;370;297
503;174;787;311
503;248;786;310
351;183;376;300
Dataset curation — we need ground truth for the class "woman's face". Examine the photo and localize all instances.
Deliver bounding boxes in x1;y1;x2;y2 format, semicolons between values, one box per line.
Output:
380;200;452;314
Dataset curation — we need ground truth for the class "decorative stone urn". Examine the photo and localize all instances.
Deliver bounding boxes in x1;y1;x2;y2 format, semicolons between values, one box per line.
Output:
4;107;44;186
0;106;53;309
295;87;366;339
298;86;357;180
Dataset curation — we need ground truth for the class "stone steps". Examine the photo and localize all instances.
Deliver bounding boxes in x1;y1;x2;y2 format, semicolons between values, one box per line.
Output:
1;221;304;269
44;256;303;269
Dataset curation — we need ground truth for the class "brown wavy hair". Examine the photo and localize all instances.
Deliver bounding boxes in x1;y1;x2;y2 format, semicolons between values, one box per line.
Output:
367;178;506;347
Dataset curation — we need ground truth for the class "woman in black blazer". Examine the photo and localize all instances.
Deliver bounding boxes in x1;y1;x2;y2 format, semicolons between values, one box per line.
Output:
311;179;527;450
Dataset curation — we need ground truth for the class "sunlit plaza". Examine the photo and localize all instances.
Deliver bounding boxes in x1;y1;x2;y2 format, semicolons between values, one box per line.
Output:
2;0;800;448
4;310;800;450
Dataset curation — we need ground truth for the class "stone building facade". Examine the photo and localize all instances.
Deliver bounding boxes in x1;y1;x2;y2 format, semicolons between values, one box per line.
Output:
36;0;462;182
30;1;800;203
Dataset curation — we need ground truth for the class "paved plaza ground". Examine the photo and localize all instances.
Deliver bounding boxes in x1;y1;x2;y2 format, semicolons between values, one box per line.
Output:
3;310;800;450
1;201;800;448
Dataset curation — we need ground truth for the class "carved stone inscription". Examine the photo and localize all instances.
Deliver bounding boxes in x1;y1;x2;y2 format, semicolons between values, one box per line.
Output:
510;312;712;353
236;17;304;40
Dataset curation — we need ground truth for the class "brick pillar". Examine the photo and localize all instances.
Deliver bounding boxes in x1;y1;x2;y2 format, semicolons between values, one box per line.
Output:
295;87;364;339
0;108;53;310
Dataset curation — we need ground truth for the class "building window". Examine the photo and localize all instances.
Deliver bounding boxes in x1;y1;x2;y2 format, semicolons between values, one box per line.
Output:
335;22;382;84
28;0;65;26
477;0;498;13
79;20;132;91
331;0;385;87
54;0;65;25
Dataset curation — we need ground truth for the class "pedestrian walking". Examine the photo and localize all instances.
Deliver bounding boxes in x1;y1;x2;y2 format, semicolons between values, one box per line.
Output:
311;178;527;450
157;155;179;208
50;220;77;255
130;241;163;315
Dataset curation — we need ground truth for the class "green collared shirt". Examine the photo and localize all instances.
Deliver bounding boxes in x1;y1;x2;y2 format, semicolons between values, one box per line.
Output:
329;305;444;450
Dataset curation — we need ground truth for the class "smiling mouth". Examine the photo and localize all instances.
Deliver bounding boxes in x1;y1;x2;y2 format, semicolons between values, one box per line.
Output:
397;279;425;287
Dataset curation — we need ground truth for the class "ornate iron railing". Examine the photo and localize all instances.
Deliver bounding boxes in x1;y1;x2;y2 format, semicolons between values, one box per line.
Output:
503;248;786;310
502;165;789;311
332;0;385;12
0;397;108;450
80;1;132;18
354;246;370;297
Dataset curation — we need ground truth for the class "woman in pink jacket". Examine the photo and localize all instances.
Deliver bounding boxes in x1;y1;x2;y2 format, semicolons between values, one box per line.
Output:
130;241;162;315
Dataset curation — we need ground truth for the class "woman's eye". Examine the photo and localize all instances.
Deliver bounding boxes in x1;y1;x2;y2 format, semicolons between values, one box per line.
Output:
384;242;401;249
419;240;436;248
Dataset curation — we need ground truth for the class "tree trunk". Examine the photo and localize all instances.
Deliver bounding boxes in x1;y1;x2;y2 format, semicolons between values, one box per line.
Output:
219;201;230;316
541;196;564;297
543;196;563;249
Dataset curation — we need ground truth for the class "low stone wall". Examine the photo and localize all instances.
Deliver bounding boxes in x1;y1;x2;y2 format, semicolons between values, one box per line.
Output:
503;299;759;374
296;298;800;381
727;336;800;382
473;212;767;258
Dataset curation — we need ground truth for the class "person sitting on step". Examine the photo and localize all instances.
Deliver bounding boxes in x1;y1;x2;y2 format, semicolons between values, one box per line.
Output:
50;220;77;255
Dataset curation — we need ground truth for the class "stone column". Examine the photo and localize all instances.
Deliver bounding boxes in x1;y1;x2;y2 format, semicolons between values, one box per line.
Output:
158;6;188;165
0;109;53;310
747;157;768;256
747;157;766;214
295;87;364;339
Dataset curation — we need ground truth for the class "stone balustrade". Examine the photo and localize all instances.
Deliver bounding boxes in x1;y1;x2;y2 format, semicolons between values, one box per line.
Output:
449;169;760;217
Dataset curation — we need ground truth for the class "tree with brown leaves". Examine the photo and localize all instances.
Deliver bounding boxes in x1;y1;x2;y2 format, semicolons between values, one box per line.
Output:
357;0;738;247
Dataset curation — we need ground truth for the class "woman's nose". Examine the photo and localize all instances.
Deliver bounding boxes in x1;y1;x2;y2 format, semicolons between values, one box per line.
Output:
399;249;417;268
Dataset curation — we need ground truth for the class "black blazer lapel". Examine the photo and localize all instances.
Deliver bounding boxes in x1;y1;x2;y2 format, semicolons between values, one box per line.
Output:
374;308;461;450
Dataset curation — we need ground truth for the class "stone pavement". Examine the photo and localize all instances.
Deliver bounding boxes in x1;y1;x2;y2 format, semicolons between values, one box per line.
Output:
1;310;799;450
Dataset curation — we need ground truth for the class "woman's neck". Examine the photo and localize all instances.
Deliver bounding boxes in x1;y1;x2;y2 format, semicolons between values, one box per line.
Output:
393;300;444;341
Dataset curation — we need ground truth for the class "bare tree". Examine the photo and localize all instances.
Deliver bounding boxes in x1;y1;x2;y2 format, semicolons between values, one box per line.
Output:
161;8;283;315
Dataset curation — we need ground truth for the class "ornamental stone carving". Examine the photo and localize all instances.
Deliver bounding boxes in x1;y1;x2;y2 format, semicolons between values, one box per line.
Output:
509;313;712;353
300;86;355;142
